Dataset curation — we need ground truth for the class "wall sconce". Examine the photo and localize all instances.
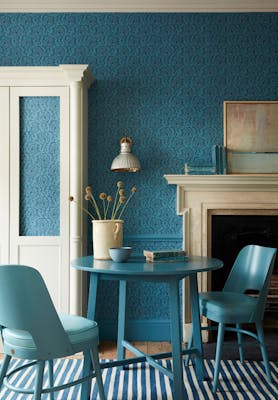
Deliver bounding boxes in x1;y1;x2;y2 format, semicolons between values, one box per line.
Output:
111;136;141;172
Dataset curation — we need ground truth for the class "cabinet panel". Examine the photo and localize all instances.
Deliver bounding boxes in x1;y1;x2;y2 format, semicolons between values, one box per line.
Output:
16;240;62;309
9;86;70;313
19;95;60;236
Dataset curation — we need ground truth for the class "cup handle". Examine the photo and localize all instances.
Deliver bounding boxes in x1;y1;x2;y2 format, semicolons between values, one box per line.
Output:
114;222;120;240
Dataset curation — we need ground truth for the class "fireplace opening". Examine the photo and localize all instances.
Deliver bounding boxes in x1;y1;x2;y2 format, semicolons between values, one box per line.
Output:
211;214;278;329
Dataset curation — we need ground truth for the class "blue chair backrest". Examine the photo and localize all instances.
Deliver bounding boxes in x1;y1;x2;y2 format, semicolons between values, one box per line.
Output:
223;245;277;320
0;265;73;359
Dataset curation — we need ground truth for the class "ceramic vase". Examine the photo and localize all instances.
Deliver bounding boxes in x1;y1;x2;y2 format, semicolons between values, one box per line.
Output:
92;220;123;260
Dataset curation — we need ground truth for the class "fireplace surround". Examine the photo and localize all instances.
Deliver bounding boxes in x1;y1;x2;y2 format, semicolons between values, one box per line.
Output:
164;174;278;341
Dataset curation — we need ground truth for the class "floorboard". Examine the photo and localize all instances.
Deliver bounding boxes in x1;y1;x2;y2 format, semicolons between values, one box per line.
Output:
0;331;276;361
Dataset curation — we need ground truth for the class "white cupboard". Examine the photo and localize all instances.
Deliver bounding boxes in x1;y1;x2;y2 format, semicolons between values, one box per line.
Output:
0;65;93;317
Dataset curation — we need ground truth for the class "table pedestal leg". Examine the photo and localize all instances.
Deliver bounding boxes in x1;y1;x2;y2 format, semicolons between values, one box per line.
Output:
81;273;99;400
189;274;204;381
169;279;185;399
117;280;127;362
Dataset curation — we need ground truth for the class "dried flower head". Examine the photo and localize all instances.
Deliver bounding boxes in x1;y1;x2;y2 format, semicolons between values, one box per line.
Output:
85;186;92;193
70;181;137;220
117;181;124;188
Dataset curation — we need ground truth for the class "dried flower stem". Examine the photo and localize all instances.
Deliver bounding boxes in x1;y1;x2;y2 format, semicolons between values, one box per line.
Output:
88;191;102;220
111;181;123;219
69;196;95;220
104;196;112;219
111;191;119;218
118;188;136;219
112;200;122;219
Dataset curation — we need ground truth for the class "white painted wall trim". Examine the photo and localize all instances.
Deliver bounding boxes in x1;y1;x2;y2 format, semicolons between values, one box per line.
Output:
0;65;93;87
0;0;277;13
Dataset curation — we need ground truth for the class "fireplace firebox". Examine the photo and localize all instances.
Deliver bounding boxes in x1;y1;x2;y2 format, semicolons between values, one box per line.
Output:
211;215;278;319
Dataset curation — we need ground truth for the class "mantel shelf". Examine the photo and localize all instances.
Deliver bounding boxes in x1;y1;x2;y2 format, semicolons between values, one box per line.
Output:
164;174;278;192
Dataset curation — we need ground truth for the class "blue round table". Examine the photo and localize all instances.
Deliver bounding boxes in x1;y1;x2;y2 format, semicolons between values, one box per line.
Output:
71;255;223;399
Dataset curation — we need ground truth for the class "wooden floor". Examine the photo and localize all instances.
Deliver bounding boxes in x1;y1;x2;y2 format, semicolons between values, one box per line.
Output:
0;342;172;360
99;341;172;359
1;333;277;361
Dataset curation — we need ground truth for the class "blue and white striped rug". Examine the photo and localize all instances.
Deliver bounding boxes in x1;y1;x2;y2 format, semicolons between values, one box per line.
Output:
0;358;277;399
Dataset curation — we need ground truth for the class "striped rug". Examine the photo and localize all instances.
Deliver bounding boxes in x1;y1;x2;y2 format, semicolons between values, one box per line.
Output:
0;358;277;399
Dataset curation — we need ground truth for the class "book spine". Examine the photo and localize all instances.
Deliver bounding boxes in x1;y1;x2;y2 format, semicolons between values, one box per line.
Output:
212;144;217;172
212;144;227;174
145;256;188;263
212;144;220;174
222;146;227;174
219;145;223;174
143;250;185;260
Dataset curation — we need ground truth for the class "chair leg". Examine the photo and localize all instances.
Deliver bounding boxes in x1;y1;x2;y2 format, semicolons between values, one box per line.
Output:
90;347;106;400
212;323;225;393
34;360;45;400
0;354;11;388
81;350;93;399
236;323;244;363
47;360;54;400
256;321;272;383
185;325;194;365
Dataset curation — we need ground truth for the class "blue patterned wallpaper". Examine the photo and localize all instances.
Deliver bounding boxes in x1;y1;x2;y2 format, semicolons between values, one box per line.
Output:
1;12;277;338
20;97;60;236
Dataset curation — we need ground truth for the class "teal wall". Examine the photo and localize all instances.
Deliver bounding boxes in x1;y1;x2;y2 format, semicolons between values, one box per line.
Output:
1;12;277;339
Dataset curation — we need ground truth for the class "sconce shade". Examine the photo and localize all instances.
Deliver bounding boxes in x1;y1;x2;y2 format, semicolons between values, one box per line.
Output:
111;137;141;172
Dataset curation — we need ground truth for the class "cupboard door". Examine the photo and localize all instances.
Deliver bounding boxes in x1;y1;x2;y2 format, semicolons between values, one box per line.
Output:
9;86;70;313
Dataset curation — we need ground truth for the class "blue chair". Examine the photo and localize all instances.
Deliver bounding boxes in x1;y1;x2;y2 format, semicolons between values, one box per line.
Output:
0;264;106;399
186;244;276;392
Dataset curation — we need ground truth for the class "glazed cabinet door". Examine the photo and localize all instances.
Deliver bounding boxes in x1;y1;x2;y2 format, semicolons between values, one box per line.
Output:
9;86;70;313
0;65;93;331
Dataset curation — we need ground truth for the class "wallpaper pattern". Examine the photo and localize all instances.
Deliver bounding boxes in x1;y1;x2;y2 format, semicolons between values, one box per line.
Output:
1;12;277;337
20;97;60;236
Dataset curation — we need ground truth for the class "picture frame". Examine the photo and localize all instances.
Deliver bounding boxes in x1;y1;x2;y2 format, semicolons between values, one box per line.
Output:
224;101;278;174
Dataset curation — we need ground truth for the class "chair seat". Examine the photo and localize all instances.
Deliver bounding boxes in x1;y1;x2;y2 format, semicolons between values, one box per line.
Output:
199;291;258;323
2;314;99;356
0;265;106;399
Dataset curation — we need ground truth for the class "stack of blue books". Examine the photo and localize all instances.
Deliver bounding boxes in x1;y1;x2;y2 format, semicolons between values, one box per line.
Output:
143;249;187;263
184;164;216;175
184;144;227;175
211;144;227;174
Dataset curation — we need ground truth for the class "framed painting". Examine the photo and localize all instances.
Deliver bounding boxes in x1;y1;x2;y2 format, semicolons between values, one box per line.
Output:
224;101;278;174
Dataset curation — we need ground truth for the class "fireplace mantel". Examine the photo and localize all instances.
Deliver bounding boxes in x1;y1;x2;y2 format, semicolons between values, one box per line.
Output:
164;174;278;340
164;174;278;189
164;174;278;215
